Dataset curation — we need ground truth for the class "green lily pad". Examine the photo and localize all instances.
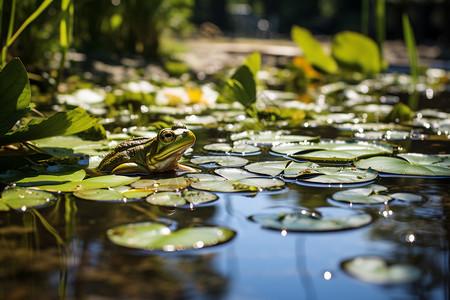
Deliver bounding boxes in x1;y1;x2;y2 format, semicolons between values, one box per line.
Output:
15;169;86;186
342;256;422;284
332;185;391;204
188;170;285;193
249;207;372;232
146;190;218;207
230;131;319;145
271;141;392;162
130;177;191;191
35;175;140;192
33;135;112;156
245;160;319;177
389;193;423;203
190;156;248;167
297;167;378;187
122;189;155;199
354;156;450;177
397;153;450;168
1;187;57;211
106;222;236;251
73;189;125;201
203;143;260;155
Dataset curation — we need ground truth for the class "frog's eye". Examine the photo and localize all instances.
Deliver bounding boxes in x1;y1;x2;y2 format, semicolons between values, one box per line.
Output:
159;130;175;143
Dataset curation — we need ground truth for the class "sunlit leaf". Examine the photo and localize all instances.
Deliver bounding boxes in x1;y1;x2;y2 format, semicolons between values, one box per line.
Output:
332;184;391;204
272;141;392;162
35;175;140;192
245;160;319;177
33;135;112;156
15;169;86;186
291;26;338;74
250;207;372;232
230;131;319;145
204;142;260;155
73;189;125;201
106;222;236;251
342;256;422;284
190;155;248;167
1;187;56;210
332;31;382;75
146;191;218;207
297;167;378;186
131;176;191;191
354;156;450;177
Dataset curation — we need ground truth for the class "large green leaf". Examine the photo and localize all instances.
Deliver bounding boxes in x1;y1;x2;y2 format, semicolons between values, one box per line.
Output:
1;187;57;211
331;31;382;75
106;222;236;251
291;25;338;74
0;58;31;135
0;107;98;145
34;175;140;192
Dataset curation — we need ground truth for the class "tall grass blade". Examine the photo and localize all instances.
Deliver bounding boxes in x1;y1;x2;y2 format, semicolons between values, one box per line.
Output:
402;12;419;110
375;0;385;63
1;0;16;66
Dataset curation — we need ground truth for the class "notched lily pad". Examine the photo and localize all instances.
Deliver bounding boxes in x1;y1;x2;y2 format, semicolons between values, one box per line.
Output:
249;207;372;232
296;167;378;187
1;187;57;211
146;190;218;207
332;185;391;204
342;256;422;284
203;142;260;155
354;155;450;177
106;222;236;251
190;155;248;167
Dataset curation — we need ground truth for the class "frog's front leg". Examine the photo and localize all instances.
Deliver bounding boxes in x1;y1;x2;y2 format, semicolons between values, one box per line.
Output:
111;162;149;174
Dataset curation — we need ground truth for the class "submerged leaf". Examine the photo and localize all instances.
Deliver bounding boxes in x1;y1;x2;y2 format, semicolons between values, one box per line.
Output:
106;222;236;251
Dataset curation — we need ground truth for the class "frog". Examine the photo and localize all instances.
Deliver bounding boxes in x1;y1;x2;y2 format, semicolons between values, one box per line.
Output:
94;123;196;174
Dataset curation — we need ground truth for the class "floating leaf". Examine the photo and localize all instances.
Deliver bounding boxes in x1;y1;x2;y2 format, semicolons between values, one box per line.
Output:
15;169;86;186
35;175;140;192
122;189;155;199
1;187;56;210
204;143;260;155
33;135;111;156
250;207;372;232
131;176;191;191
332;185;391;204
190;156;248;167
397;153;450;168
354;156;450;177
230;131;319;145
272;141;392;162
106;222;236;251
342;256;422;284
245;160;319;178
297;167;378;186
146;191;218;207
188;171;285;193
389;192;423;203
73;189;125;201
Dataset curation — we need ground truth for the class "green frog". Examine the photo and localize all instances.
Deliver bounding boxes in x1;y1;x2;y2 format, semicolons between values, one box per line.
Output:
95;123;195;174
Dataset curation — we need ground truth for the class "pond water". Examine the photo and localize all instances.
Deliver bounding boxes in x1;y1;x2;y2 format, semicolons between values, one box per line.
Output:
0;123;448;300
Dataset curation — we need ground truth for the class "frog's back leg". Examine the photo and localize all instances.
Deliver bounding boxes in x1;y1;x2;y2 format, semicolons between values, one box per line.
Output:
111;162;149;174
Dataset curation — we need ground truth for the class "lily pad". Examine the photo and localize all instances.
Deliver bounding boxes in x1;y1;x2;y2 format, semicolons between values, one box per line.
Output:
122;189;155;199
1;187;57;211
203;143;260;155
188;169;285;193
342;256;422;284
271;141;392;162
106;222;236;251
296;167;378;187
190;156;248;167
15;169;86;186
146;190;218;207
73;189;125;201
245;160;319;178
35;175;140;192
332;185;391;204
389;193;423;203
249;207;372;232
131;177;191;191
397;153;450;168
230;131;319;145
354;156;450;177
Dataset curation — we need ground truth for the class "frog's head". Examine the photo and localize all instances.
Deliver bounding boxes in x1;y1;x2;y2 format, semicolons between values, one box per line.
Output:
147;123;196;172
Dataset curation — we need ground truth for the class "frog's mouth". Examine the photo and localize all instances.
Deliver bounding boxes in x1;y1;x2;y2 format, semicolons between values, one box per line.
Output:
154;140;195;162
